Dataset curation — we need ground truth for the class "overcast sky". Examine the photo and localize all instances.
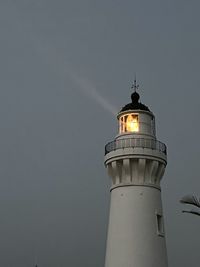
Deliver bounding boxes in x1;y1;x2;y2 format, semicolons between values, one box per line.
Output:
0;1;200;267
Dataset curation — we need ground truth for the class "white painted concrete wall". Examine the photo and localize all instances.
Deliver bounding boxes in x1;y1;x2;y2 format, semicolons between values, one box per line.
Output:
105;186;168;267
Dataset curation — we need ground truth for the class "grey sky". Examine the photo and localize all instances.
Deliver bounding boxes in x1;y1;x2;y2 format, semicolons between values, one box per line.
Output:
0;0;199;266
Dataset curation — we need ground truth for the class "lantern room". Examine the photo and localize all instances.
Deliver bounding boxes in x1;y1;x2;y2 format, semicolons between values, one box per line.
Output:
116;87;156;138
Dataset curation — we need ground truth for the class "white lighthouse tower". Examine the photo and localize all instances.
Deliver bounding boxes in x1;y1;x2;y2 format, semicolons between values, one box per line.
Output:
104;80;168;267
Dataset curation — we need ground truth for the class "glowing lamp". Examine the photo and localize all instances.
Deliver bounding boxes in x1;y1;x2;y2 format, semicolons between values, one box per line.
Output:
119;113;139;133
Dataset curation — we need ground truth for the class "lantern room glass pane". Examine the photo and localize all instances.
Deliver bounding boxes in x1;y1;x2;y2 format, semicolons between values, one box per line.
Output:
119;114;139;133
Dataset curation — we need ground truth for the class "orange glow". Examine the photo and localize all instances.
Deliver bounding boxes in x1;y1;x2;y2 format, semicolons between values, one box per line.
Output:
126;114;139;132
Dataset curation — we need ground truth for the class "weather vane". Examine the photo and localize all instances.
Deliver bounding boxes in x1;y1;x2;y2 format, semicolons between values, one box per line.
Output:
131;75;139;93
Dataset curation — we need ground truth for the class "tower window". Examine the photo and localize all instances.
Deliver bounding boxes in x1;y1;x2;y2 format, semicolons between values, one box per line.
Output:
156;213;164;236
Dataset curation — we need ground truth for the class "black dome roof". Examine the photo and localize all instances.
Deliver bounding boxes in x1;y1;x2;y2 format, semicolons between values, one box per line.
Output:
120;91;150;112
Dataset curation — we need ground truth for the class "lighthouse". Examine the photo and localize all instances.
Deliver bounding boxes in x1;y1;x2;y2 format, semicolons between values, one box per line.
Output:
104;81;168;267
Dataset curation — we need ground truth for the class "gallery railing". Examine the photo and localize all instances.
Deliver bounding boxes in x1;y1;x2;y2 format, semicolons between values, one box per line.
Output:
105;138;167;155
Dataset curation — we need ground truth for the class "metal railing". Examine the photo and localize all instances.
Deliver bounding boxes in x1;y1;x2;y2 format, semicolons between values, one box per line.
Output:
105;138;167;155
